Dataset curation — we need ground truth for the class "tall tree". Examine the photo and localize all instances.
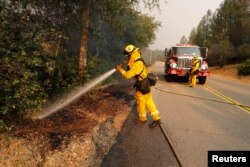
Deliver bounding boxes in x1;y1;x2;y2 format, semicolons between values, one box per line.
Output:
210;0;250;47
79;0;90;77
78;0;162;77
179;36;188;44
194;10;212;46
189;28;197;45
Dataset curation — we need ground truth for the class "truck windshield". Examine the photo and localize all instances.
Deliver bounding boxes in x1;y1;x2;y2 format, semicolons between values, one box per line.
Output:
173;47;201;56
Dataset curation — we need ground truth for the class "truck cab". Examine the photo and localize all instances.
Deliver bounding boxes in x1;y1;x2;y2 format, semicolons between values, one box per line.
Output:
164;44;210;84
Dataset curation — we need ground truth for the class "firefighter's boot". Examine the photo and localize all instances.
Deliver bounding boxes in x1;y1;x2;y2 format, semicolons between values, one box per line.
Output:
134;117;147;123
149;119;162;128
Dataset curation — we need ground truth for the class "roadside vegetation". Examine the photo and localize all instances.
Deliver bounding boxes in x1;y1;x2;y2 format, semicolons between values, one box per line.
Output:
0;0;162;130
237;59;250;76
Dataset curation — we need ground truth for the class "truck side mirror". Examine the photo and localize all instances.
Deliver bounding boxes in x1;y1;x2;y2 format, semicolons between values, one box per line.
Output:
200;47;208;59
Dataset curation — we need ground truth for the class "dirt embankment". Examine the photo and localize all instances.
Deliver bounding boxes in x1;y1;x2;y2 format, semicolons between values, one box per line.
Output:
0;81;135;167
210;64;250;84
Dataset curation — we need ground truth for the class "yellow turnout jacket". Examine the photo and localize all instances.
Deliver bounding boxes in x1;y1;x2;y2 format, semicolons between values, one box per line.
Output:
190;59;200;74
118;48;148;81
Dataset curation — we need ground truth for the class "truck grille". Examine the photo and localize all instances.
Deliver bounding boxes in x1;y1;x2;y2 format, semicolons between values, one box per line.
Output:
177;58;201;68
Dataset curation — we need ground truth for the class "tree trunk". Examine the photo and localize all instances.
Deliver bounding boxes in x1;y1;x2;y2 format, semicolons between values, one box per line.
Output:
79;0;90;77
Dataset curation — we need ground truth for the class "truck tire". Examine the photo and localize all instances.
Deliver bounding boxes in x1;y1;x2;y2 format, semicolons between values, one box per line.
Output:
198;77;206;85
165;74;173;82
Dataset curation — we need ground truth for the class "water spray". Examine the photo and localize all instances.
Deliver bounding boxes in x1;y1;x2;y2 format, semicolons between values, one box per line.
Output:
34;64;125;119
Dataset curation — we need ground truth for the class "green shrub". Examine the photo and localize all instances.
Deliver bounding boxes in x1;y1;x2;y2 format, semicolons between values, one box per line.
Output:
0;120;7;131
85;55;111;80
237;44;250;61
0;4;81;118
237;59;250;76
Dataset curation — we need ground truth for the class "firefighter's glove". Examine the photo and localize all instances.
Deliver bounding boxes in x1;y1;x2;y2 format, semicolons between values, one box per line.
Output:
116;64;123;72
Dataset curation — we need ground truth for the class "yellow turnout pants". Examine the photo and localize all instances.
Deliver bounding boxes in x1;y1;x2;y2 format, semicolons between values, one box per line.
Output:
135;91;160;121
189;74;197;87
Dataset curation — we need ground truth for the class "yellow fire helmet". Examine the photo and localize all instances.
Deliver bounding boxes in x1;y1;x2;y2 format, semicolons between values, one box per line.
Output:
193;55;198;60
123;44;136;55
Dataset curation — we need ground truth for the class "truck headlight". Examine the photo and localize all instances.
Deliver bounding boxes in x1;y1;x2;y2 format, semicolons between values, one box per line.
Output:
170;63;177;68
201;64;208;70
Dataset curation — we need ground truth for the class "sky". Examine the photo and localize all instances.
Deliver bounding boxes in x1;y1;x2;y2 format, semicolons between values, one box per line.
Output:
141;0;225;50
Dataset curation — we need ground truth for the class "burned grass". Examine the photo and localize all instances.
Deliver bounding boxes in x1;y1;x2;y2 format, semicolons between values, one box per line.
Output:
0;82;134;167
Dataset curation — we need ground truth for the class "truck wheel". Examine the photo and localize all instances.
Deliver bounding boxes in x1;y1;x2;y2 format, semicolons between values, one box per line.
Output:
198;77;206;85
165;74;173;82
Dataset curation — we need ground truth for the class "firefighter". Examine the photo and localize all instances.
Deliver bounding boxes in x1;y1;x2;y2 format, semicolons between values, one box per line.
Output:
116;44;161;128
188;55;200;87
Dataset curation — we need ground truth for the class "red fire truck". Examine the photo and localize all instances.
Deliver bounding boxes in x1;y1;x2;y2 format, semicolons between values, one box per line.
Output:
164;44;210;84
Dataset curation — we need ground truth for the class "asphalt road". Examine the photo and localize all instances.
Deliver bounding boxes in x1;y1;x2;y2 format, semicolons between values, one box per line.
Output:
101;61;250;167
153;61;250;167
101;105;180;167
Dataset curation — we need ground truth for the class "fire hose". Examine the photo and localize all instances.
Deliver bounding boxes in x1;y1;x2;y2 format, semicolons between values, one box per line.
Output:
154;86;250;111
